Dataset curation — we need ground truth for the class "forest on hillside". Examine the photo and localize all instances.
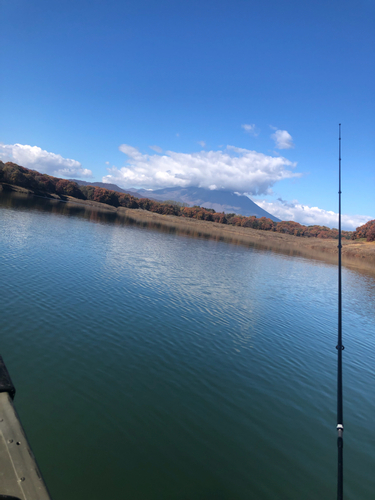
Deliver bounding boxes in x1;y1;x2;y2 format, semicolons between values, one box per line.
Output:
1;161;373;241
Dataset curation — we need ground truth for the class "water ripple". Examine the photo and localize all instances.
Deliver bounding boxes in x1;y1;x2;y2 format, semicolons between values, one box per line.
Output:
1;194;375;500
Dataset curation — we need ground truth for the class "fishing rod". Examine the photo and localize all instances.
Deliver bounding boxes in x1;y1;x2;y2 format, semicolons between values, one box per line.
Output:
336;123;344;500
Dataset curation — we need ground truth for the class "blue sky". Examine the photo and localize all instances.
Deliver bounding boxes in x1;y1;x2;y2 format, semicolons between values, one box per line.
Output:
1;0;374;229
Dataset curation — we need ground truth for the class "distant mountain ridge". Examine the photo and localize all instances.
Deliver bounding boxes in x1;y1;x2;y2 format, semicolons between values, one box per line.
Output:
71;179;145;199
72;180;279;221
136;186;281;222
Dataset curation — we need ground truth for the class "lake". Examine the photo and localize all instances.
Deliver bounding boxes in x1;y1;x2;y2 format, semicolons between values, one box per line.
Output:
1;192;374;500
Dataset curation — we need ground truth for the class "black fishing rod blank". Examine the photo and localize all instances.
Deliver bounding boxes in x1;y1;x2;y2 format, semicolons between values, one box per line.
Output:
336;123;344;500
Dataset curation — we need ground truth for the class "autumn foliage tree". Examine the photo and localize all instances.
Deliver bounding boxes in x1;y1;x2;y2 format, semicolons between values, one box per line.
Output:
55;179;84;199
351;219;375;242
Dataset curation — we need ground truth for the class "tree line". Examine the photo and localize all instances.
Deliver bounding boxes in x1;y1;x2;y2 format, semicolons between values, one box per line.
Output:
1;160;373;240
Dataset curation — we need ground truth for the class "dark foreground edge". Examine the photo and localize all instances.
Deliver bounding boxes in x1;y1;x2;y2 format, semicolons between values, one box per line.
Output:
0;355;52;500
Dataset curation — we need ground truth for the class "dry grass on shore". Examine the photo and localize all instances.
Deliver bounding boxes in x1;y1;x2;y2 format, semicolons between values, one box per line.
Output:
115;206;375;274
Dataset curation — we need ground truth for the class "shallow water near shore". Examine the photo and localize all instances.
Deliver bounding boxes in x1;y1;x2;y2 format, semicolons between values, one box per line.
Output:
1;192;375;499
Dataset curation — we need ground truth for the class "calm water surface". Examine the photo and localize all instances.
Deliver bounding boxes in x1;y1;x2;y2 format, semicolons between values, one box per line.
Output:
1;193;374;499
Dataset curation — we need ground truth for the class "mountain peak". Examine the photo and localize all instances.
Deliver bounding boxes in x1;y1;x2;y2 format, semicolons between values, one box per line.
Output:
137;186;280;222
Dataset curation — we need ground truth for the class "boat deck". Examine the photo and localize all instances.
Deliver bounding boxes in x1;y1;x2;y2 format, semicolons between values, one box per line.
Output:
0;356;51;500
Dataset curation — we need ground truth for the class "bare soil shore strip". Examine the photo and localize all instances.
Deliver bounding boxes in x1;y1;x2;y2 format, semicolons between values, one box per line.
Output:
2;183;374;275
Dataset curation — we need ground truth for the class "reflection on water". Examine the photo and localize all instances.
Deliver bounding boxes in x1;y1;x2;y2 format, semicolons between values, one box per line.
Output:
0;191;350;264
0;190;118;221
1;190;375;500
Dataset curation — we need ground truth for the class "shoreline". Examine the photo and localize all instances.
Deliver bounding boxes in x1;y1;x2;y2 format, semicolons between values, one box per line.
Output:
2;183;375;275
116;206;375;274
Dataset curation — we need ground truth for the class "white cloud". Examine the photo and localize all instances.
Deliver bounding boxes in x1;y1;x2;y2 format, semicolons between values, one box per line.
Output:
0;143;92;178
102;144;300;195
149;145;163;153
242;124;258;136
271;129;294;149
197;141;206;148
253;197;372;230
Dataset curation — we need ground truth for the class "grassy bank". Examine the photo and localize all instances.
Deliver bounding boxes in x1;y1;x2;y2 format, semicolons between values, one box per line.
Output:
116;206;375;274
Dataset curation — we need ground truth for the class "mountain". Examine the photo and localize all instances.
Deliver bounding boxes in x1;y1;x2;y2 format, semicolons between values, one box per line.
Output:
136;187;280;222
71;180;279;221
70;179;145;199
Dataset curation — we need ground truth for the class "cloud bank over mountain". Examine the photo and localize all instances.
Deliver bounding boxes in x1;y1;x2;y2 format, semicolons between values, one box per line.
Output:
0;143;92;178
254;198;372;231
103;144;300;195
